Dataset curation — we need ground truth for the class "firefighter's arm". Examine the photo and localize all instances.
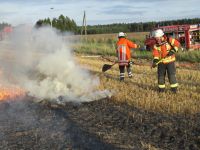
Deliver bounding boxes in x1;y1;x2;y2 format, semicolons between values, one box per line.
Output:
116;48;118;57
152;59;159;68
127;40;137;49
116;44;119;57
167;38;180;56
152;46;160;68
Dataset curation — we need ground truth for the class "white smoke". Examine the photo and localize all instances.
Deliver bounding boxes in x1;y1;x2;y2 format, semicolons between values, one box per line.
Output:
0;25;111;103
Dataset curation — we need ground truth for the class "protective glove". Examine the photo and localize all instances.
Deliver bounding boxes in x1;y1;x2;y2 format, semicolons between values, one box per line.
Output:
129;61;134;65
152;59;159;68
167;49;176;56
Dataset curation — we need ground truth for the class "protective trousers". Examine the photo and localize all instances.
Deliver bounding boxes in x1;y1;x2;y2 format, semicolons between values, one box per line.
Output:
157;61;178;93
119;62;132;81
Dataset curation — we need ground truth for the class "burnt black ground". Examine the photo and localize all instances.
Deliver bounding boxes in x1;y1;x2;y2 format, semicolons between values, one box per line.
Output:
0;97;200;150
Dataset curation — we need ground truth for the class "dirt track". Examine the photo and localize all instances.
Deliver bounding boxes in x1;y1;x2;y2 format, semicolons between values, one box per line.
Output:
1;98;200;150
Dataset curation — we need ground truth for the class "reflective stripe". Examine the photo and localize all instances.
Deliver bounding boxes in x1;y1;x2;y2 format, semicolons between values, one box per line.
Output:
170;39;179;52
166;44;171;50
118;44;127;62
174;46;178;52
162;57;175;63
120;73;125;77
157;47;161;51
158;84;165;88
170;83;178;88
119;62;128;66
153;45;157;49
154;46;161;51
128;72;132;75
122;45;126;61
171;39;175;45
154;57;159;59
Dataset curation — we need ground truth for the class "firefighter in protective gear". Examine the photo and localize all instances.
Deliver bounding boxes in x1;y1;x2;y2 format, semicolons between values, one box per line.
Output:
116;32;138;81
152;29;180;93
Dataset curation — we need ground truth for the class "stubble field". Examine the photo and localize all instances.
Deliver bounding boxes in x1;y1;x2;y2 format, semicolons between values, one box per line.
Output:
0;32;200;149
77;55;200;115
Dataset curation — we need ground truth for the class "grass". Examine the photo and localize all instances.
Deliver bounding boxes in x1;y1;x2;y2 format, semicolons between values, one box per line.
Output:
177;50;200;62
76;55;200;116
72;32;200;63
72;32;200;115
73;32;147;55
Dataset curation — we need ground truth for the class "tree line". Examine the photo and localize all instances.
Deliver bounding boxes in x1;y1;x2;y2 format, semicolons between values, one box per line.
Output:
35;14;77;33
1;17;200;35
0;23;11;31
35;16;200;35
85;18;200;34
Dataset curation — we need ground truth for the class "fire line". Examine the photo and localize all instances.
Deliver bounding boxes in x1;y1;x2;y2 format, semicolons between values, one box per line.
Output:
0;86;26;101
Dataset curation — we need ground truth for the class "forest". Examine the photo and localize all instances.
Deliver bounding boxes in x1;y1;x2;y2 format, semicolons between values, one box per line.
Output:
1;16;200;35
36;17;200;34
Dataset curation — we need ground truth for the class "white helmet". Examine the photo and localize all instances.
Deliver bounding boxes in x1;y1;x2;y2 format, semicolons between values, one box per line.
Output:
118;32;125;38
153;29;164;38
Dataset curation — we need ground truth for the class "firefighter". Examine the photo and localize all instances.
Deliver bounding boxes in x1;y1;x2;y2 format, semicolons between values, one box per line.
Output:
116;32;139;81
152;29;180;93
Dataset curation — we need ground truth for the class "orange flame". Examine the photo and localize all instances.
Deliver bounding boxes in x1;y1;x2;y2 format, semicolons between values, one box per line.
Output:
0;86;26;101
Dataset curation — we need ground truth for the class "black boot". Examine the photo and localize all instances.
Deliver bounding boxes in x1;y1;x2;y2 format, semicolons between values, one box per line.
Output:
120;77;124;82
128;74;133;78
158;88;165;93
128;72;133;78
171;87;177;94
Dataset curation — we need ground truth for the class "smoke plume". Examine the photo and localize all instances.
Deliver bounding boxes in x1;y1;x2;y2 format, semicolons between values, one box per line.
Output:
0;25;111;103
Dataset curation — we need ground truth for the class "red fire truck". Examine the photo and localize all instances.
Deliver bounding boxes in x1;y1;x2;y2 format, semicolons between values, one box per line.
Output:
0;26;13;41
145;24;200;50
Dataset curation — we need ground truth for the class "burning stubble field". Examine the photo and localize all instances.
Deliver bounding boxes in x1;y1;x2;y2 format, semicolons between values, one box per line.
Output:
0;27;200;150
1;55;200;150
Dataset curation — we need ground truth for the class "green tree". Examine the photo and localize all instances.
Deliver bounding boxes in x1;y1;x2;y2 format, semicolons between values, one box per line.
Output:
35;14;78;33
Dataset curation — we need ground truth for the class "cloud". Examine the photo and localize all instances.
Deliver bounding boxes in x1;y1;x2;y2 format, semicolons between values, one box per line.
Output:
0;0;199;26
100;5;146;16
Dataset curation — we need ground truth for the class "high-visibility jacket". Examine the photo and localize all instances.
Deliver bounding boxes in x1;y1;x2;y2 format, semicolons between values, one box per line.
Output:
153;37;180;64
116;38;137;66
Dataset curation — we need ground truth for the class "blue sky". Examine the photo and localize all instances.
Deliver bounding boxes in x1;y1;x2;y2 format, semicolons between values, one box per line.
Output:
0;0;199;26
